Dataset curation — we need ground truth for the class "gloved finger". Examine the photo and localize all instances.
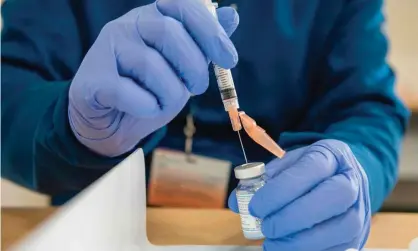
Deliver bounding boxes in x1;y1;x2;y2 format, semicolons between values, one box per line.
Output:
156;0;238;69
249;144;338;219
216;7;239;37
262;171;359;239
138;12;209;95
95;76;160;118
227;189;239;213
115;42;190;116
264;147;307;179
263;205;362;251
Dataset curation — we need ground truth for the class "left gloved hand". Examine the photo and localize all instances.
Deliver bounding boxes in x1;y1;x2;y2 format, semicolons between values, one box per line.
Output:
228;139;371;251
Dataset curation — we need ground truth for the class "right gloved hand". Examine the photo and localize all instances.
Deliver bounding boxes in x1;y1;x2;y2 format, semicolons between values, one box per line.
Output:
69;0;239;157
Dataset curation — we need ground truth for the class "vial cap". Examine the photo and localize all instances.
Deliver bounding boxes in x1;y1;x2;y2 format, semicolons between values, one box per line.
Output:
234;162;265;179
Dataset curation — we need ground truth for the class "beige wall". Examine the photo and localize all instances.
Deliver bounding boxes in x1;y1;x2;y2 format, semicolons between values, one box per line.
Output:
385;0;418;105
386;0;418;183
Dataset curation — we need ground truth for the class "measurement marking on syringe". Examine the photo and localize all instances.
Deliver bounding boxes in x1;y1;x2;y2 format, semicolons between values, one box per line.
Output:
214;66;235;90
213;64;239;110
220;88;237;100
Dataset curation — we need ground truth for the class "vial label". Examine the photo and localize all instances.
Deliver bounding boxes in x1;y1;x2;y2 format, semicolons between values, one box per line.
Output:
236;190;262;233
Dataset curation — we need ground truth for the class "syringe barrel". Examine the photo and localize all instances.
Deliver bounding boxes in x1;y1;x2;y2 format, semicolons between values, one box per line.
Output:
213;65;240;111
204;1;240;111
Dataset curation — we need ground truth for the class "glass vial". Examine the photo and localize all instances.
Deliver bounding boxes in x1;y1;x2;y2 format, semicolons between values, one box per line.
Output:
234;162;266;240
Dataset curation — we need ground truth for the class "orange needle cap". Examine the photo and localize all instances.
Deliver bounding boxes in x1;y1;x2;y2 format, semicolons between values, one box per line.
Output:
239;112;286;158
228;108;242;131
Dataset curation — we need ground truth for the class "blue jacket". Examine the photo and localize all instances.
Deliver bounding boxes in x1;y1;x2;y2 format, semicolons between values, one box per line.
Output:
1;0;410;211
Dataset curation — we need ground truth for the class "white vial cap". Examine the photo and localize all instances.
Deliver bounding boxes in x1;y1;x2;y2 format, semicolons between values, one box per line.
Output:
234;162;265;179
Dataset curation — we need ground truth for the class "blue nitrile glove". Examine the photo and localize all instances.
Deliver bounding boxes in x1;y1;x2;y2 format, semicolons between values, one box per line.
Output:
69;0;239;157
228;139;372;251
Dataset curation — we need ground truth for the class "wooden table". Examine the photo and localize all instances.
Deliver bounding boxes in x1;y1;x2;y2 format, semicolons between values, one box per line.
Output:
2;208;418;250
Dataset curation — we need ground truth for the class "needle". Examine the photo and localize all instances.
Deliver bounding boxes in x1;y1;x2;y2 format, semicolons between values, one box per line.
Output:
237;130;248;163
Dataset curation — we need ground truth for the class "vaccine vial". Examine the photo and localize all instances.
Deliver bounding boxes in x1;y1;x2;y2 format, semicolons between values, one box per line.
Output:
234;162;266;240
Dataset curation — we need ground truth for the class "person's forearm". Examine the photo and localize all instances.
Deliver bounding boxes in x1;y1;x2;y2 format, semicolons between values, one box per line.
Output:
278;118;407;214
1;65;68;190
1;64;114;194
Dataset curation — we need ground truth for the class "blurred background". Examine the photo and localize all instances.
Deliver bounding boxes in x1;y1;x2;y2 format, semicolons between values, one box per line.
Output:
1;0;418;211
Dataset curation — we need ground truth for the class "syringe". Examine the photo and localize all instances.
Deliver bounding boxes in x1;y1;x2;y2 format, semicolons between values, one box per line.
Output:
204;0;247;162
204;0;286;160
204;1;242;132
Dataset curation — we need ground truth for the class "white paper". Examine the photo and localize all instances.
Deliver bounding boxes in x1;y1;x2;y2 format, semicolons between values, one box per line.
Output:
10;149;408;251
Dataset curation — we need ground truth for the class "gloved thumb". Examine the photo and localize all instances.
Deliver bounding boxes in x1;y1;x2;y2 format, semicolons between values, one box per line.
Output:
216;7;239;37
228;189;239;213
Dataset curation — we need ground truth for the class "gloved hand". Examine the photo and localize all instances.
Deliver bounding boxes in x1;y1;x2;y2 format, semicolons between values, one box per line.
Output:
69;0;239;157
228;139;372;251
